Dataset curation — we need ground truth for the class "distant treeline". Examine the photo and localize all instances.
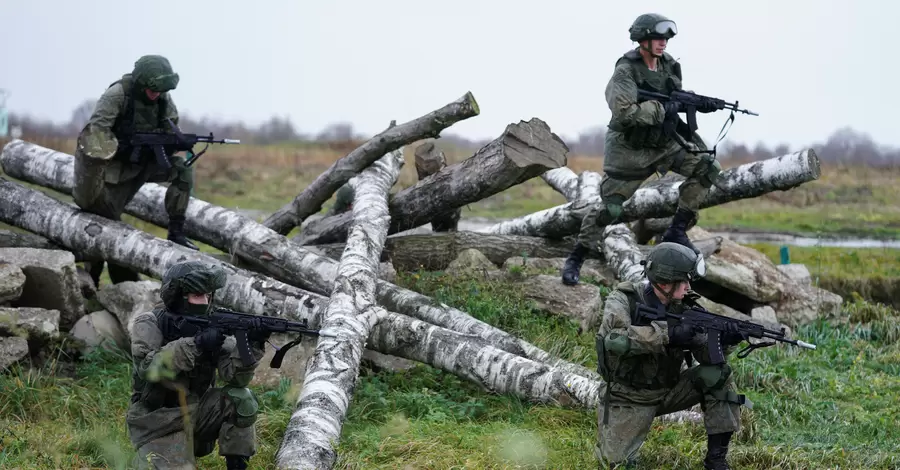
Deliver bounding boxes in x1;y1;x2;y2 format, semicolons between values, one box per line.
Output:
6;99;899;166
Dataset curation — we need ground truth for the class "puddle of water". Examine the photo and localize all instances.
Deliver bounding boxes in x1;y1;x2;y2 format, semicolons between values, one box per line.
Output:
709;231;900;249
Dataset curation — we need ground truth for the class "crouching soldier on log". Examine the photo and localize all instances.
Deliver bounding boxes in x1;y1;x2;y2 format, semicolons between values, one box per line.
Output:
562;13;721;286
594;242;750;469
126;261;267;469
74;54;200;287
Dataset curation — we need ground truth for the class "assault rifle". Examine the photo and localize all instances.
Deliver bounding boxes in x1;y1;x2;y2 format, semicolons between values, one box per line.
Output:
635;300;816;365
167;307;322;368
129;118;240;171
638;89;758;135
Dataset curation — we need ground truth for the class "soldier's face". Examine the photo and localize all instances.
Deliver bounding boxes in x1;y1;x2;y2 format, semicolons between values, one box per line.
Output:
655;281;690;302
650;39;667;56
187;293;210;305
144;89;161;101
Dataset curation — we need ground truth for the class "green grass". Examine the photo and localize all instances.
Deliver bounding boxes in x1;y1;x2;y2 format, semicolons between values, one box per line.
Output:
2;274;899;469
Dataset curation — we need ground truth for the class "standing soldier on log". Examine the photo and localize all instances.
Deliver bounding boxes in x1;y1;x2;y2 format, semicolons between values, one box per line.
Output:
594;243;748;469
561;13;721;286
73;54;200;287
126;261;268;470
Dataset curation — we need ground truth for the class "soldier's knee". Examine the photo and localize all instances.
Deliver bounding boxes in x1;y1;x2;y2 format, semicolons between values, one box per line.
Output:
693;157;722;189
692;364;732;392
224;386;260;428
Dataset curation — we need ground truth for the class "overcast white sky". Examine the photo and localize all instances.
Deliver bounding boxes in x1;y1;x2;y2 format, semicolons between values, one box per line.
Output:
0;0;893;149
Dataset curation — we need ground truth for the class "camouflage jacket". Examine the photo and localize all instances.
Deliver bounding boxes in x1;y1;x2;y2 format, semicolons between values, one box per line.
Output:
596;280;727;400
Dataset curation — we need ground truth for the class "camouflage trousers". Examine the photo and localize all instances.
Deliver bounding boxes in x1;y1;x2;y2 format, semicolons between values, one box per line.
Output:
127;387;257;470
575;131;716;251
595;364;743;467
73;150;193;284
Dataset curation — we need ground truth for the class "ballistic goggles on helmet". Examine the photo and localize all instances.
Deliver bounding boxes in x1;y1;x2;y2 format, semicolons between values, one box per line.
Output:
146;73;180;93
652;20;677;38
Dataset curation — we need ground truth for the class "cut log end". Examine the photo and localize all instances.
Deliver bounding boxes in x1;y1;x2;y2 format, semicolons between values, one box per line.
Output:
503;118;569;169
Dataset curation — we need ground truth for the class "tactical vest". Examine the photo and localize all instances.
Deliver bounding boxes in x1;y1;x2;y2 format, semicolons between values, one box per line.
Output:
108;74;170;162
607;49;683;149
595;281;684;391
129;306;217;410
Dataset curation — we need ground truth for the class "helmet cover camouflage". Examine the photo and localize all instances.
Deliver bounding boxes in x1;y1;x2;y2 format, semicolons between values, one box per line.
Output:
133;55;180;93
160;260;226;313
642;242;705;284
629;13;678;42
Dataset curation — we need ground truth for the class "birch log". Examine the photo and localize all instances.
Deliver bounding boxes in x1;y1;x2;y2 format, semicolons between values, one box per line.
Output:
483;149;822;238
262;92;480;235
1;140;598;381
296;118;569;245
276;149;403;469
541;167;602;202
0;176;605;412
602;224;647;283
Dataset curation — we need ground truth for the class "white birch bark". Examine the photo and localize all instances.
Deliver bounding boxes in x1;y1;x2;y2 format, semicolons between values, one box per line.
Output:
0;140;598;381
0;175;605;406
262;92;480;235
541;167;602;202
482;149;822;238
276;149;404;469
367;313;602;409
541;167;579;201
601;224;647;283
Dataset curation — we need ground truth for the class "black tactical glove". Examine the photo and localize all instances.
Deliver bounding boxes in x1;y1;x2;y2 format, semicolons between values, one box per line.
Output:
194;327;226;353
667;320;701;347
697;98;720;114
720;322;749;347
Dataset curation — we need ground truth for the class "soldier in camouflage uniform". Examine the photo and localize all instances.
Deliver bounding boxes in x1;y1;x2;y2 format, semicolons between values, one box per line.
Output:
74;55;199;287
594;242;750;469
562;13;722;286
127;261;267;469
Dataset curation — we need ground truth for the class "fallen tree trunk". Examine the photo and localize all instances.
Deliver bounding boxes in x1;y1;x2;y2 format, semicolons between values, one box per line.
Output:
262;92;480;235
414;141;460;232
602;224;647;283
311;231;574;271
0;228;68;252
0;176;605;425
296;118;569;245
310;230;721;272
277;149;404;469
1;140;598;381
541;167;602;202
483;149;822;238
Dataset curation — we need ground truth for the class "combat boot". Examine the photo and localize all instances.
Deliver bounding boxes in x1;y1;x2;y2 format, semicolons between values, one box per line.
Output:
661;207;699;254
167;215;199;251
703;431;733;470
225;455;250;469
561;244;589;286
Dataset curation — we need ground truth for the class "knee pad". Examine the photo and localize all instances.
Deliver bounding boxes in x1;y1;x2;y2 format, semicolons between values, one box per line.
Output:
224;386;260;428
696;157;722;189
597;196;626;226
693;364;731;392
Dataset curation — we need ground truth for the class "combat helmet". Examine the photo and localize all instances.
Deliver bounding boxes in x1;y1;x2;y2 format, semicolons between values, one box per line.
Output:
132;55;180;93
159;260;227;315
641;242;706;284
629;13;678;42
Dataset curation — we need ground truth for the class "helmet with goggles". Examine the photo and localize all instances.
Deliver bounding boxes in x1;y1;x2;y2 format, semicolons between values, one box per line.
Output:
159;260;227;315
641;242;706;284
629;13;678;42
